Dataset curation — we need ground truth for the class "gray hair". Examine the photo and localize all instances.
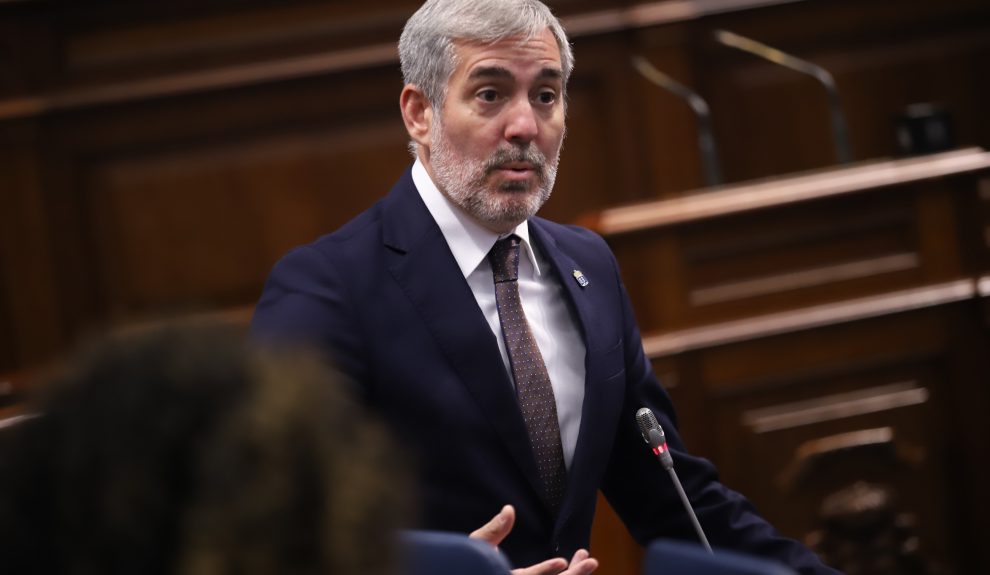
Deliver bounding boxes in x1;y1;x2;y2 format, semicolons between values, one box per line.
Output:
399;0;574;112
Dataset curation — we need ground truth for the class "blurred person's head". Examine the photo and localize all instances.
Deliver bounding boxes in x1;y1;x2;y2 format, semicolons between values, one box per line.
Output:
0;322;406;575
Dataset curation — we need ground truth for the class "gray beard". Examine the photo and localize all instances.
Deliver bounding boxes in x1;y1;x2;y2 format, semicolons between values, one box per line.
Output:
430;124;560;232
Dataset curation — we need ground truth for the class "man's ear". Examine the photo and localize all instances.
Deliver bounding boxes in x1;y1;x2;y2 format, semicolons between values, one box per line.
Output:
400;85;434;149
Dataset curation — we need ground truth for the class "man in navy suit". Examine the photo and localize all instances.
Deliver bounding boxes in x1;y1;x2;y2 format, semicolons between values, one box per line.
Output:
252;1;840;574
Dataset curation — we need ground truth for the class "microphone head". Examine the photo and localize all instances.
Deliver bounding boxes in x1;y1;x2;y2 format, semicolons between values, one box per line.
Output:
635;407;665;448
647;428;665;449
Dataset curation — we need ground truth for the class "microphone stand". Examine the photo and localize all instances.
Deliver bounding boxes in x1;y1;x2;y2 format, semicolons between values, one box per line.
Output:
632;55;723;187
665;463;713;554
639;412;714;555
713;29;853;165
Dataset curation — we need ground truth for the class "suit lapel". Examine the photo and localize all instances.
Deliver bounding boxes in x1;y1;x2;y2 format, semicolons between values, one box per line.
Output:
380;171;546;502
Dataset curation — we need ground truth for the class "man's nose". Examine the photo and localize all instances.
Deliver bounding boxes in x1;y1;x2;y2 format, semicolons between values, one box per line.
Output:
503;98;538;144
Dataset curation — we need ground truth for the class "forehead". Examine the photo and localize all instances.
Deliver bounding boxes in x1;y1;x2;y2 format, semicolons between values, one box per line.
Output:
450;28;562;81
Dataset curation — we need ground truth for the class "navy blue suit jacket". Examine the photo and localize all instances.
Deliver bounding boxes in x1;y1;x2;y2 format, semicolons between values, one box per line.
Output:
251;168;839;574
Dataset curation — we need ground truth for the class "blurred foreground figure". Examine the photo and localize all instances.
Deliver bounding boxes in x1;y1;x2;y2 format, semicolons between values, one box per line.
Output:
0;323;406;575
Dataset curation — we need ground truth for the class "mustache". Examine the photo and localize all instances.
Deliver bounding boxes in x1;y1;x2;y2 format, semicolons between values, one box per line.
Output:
483;146;547;173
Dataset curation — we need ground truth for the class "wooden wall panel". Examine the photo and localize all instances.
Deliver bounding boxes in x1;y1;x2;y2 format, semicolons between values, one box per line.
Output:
1;1;990;573
589;152;990;573
940;294;990;572
634;0;990;187
608;162;982;334
58;1;417;83
677;191;921;313
86;117;410;321
590;495;644;575
976;177;990;274
2;0;989;372
0;2;58;98
1;0;621;99
628;23;708;195
28;65;409;339
0;121;65;368
640;298;990;574
545;33;650;223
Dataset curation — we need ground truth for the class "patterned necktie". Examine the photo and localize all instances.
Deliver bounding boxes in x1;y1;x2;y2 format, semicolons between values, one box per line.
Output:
489;235;567;514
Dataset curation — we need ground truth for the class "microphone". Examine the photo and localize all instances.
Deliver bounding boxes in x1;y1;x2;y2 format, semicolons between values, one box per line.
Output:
635;407;713;554
635;407;674;468
713;30;853;165
631;56;722;187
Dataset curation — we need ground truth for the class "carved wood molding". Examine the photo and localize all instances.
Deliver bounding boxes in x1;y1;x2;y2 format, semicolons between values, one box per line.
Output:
0;0;805;121
774;426;926;490
0;42;399;121
741;383;927;433
588;148;990;235
563;0;804;36
0;412;38;431
689;252;920;306
642;278;977;357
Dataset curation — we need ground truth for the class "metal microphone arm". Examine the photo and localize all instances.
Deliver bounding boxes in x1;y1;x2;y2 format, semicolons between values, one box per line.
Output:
665;466;713;554
636;407;713;554
631;55;722;187
713;29;853;165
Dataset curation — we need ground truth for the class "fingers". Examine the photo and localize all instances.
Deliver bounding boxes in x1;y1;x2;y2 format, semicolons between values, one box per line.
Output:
510;549;599;575
563;549;599;574
511;557;568;575
470;508;597;575
469;504;516;547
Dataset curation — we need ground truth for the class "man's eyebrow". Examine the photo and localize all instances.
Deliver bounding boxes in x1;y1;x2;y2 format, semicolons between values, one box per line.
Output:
467;66;513;81
466;66;564;82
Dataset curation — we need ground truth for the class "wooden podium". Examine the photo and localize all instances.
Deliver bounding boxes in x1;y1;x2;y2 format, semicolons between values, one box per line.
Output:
586;148;990;575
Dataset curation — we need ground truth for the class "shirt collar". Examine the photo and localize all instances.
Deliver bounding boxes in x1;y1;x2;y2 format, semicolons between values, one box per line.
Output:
412;158;541;279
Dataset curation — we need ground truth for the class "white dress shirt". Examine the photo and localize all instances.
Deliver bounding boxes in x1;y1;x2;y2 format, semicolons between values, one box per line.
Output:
412;159;587;469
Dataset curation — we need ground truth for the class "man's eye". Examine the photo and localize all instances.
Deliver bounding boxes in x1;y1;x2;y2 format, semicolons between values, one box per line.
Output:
477;89;499;102
538;91;557;105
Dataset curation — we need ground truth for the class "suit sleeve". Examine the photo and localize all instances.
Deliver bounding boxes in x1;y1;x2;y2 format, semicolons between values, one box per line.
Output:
250;244;370;390
596;247;842;575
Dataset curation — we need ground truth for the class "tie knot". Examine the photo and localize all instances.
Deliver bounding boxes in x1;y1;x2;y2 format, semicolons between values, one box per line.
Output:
489;235;521;283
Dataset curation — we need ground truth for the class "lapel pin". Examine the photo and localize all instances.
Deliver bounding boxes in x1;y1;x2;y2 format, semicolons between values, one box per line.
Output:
572;270;589;288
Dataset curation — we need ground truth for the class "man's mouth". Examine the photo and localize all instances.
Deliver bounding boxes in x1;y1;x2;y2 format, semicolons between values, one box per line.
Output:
493;162;538;181
501;161;535;171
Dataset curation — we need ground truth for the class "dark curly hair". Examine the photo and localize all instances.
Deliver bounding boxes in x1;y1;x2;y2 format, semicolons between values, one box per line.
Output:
0;322;408;575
